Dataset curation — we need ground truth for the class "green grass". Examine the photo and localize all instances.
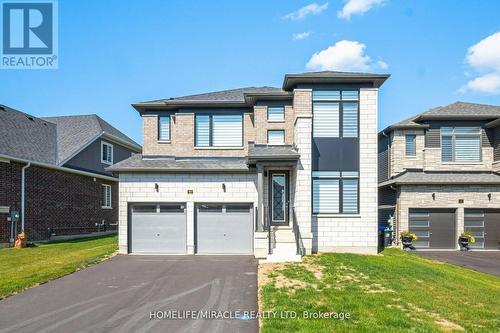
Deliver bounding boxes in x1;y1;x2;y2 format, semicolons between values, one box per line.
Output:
260;249;500;333
0;235;117;299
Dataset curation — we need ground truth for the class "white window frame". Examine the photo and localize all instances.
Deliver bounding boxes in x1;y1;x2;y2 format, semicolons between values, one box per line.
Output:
102;184;112;209
158;115;171;142
405;134;416;157
101;141;113;165
267;130;285;145
267;106;285;122
440;127;482;162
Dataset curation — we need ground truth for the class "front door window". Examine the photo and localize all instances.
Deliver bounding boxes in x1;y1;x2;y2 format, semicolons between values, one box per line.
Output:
271;173;286;222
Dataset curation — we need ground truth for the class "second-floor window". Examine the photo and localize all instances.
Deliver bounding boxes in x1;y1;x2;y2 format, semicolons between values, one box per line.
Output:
101;141;113;165
312;90;358;138
405;134;416;157
441;127;481;162
195;114;243;147
268;130;285;145
158;116;170;141
267;106;284;121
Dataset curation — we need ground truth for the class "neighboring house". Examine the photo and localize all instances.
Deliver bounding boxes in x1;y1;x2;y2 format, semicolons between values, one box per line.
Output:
379;102;500;250
0;105;141;246
108;71;389;261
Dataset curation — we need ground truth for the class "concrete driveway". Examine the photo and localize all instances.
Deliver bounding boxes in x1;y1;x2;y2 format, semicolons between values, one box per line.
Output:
0;255;258;333
417;251;500;277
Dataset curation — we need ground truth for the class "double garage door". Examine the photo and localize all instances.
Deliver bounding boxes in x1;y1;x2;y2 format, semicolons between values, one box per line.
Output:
409;209;500;249
129;203;253;254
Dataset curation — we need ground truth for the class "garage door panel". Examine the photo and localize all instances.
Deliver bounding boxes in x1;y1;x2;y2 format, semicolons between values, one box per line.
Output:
131;204;186;254
409;209;456;249
466;209;500;250
196;204;253;254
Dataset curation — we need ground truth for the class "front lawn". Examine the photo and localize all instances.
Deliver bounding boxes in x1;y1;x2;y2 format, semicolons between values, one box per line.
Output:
259;249;500;332
0;235;117;299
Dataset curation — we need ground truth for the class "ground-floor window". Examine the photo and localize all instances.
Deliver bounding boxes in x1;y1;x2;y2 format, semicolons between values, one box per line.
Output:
102;184;112;208
312;171;359;214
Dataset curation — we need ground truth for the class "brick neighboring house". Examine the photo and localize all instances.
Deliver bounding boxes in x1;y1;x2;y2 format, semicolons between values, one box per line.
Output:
0;105;141;246
379;102;500;250
108;71;389;261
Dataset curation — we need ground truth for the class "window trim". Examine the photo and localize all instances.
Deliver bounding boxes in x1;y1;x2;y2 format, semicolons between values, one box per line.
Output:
267;106;285;122
157;115;171;142
267;129;285;145
440;127;482;162
312;171;359;214
102;184;112;209
101;141;113;165
194;113;244;148
405;134;417;157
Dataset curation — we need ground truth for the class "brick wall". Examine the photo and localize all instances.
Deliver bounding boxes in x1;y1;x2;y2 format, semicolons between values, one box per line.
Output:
0;161;118;243
253;105;294;144
142;113;255;157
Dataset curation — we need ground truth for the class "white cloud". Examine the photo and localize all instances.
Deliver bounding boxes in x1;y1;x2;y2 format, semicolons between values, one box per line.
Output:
338;0;385;20
306;40;388;71
293;32;311;40
284;3;328;21
461;32;500;94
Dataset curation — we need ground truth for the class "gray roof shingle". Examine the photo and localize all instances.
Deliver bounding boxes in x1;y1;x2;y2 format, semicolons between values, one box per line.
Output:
379;170;500;187
0;105;57;164
141;87;284;104
248;144;300;161
107;155;250;172
43;115;140;164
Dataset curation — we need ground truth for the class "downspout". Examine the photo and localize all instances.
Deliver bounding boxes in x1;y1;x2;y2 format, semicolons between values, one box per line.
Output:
21;162;31;232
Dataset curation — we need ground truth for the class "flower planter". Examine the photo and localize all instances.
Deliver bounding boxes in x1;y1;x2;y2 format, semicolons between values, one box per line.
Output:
459;236;470;251
401;236;415;251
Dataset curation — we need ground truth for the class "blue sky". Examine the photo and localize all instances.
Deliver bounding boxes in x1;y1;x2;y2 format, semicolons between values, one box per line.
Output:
1;0;500;144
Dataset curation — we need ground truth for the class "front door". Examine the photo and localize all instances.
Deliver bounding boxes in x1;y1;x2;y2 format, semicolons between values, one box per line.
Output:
269;171;289;226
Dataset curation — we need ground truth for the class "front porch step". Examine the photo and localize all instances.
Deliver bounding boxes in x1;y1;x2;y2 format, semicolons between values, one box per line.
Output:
273;229;296;243
262;253;302;263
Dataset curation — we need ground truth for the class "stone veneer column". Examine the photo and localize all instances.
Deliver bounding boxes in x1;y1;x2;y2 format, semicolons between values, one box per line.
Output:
293;89;313;254
358;88;379;253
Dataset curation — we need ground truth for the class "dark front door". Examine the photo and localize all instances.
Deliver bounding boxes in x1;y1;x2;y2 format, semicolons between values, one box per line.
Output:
269;171;289;226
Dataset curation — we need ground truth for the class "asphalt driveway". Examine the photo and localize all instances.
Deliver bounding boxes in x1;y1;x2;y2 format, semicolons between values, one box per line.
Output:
0;255;258;333
416;251;500;277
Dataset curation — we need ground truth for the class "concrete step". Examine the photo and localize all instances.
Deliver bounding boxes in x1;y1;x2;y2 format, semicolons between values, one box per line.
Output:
261;253;302;263
273;242;297;252
273;231;296;243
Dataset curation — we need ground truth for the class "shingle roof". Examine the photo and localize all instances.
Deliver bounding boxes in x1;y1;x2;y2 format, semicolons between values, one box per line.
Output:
379;170;500;187
247;144;300;161
141;87;284;104
42;115;141;164
380;102;500;135
0;105;57;164
106;154;250;172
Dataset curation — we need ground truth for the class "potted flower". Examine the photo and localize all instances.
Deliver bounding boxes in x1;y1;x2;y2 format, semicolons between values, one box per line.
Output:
458;230;475;251
400;232;417;251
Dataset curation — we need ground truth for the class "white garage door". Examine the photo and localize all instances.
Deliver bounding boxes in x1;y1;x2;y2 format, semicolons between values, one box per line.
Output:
196;203;253;254
130;203;186;254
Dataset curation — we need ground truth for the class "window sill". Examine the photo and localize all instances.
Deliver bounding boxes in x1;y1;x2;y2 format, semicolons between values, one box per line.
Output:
313;213;361;218
157;140;171;144
195;146;244;150
101;161;113;166
441;162;483;165
101;206;113;210
267;120;285;123
405;156;418;159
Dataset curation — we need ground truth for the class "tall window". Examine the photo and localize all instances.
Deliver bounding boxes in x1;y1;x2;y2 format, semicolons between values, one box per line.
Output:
268;130;285;145
102;184;112;208
441;127;481;162
312;171;359;214
101;141;113;165
405;134;416;157
312;90;358;138
195;114;243;147
267;106;285;121
158;116;170;141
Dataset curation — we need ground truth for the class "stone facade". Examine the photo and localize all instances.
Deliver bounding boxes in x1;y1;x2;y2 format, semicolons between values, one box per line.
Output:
390;129;425;175
313;88;379;254
0;161;117;244
118;172;258;254
423;147;494;172
396;184;500;248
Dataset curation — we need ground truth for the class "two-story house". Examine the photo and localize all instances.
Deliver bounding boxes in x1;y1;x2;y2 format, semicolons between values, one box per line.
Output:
379;102;500;250
109;71;389;261
0;105;141;246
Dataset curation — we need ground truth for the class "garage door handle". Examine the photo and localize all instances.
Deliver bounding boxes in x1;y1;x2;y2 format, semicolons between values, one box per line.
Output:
429;232;432;235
